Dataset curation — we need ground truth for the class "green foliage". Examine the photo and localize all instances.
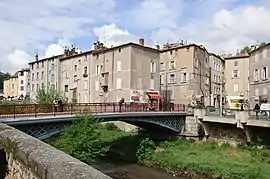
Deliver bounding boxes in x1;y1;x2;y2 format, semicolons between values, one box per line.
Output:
136;138;156;162
35;88;68;104
240;42;267;54
0;72;10;90
104;123;121;131
53;114;127;164
141;139;270;179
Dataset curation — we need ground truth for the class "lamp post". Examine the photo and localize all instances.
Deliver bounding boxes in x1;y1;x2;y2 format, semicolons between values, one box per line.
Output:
219;78;227;116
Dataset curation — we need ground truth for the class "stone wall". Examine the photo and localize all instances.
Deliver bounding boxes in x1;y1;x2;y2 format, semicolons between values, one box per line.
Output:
0;123;112;179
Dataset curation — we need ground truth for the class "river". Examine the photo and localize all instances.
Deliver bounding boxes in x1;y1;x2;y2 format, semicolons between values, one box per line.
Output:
93;159;189;179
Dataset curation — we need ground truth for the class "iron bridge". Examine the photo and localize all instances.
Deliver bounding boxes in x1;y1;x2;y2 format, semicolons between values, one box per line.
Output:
1;112;187;140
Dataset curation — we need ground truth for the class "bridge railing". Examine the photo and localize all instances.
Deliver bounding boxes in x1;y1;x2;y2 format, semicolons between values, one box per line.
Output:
0;102;185;119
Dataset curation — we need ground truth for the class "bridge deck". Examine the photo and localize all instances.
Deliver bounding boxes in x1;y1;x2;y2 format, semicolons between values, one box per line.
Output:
0;112;187;124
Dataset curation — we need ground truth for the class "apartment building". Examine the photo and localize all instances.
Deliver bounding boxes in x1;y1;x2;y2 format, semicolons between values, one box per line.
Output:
159;42;210;105
59;40;160;103
224;53;249;104
209;53;225;107
249;43;270;106
17;68;30;99
28;54;62;99
3;74;18;99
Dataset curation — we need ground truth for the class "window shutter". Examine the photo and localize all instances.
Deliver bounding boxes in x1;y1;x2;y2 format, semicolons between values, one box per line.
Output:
266;67;269;79
231;71;234;78
150;79;154;90
95;81;99;91
116;78;122;89
150;63;153;73
117;61;121;72
153;63;156;73
186;72;189;82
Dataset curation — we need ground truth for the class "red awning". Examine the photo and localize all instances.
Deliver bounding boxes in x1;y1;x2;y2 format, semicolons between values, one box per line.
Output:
147;93;162;99
131;96;140;100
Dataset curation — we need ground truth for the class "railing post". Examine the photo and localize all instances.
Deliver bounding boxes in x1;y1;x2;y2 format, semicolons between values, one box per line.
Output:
125;103;127;112
34;104;37;118
13;104;15;119
53;104;56;116
113;103;115;113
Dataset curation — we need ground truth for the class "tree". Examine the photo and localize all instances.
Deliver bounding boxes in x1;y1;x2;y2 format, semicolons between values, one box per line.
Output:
0;72;10;92
35;88;68;104
240;46;251;53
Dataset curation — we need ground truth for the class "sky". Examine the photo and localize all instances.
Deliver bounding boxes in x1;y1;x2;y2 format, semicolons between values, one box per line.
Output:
1;0;270;73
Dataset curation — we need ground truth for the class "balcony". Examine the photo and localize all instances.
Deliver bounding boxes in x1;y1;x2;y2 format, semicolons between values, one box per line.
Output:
100;73;109;87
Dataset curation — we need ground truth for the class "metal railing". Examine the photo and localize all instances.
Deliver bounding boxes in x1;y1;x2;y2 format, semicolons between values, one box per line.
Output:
249;110;270;120
0;102;185;119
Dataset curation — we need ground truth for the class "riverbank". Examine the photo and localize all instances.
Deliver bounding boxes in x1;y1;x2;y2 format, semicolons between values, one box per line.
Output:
49;115;270;179
140;139;270;179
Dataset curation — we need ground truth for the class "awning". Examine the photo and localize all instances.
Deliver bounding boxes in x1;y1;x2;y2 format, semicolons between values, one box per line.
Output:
131;96;140;100
147;93;162;99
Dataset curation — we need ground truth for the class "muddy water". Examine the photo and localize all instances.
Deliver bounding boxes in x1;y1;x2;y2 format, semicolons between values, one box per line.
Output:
93;160;189;179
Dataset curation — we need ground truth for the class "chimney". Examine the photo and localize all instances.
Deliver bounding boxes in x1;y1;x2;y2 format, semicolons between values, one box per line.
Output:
93;42;97;51
156;44;160;50
139;38;144;46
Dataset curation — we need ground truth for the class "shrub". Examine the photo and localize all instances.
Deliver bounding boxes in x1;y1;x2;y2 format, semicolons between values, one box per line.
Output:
136;138;156;162
35;88;68;104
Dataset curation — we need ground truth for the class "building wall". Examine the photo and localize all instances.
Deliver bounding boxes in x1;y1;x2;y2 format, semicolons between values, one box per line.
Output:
3;77;18;98
29;56;60;100
160;45;209;105
224;55;249;101
90;44;160;103
59;54;91;103
209;54;225;107
17;70;30;98
249;45;270;106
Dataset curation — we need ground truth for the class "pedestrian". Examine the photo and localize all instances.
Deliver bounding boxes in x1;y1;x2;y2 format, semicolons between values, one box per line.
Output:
53;99;58;113
118;98;125;113
58;98;63;112
254;103;260;119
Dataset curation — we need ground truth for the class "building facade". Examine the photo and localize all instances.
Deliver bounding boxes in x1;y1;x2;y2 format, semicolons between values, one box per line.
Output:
40;40;160;103
249;44;270;106
28;54;62;100
3;75;18;99
224;53;249;106
159;43;210;105
209;53;225;107
17;68;30;99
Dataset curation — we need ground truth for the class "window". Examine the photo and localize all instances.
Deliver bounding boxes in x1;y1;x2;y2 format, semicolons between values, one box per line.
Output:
36;72;39;80
41;61;44;68
160;63;165;71
170;51;173;55
37;84;39;91
51;74;55;83
41;71;44;79
31;64;34;70
74;75;78;82
117;61;121;71
261;66;268;80
254;69;260;81
96;65;100;75
233;83;239;92
51;63;55;71
41;83;44;89
95;81;99;91
160;74;165;85
84;66;88;75
20;86;24;91
255;88;259;97
181;72;188;83
32;73;34;81
234;61;238;66
170;61;175;69
116;78;122;89
263;49;267;58
20;80;23;85
12;84;14;89
84;80;88;89
263;87;268;95
169;74;176;83
150;79;154;90
150;62;156;73
32;84;34;91
74;65;77;71
19;71;24;76
37;63;39;69
64;85;68;92
232;70;239;78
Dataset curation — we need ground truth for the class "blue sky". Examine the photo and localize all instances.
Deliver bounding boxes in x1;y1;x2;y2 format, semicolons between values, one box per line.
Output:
0;0;270;73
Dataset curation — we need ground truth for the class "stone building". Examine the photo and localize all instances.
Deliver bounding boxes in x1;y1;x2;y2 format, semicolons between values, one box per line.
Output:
249;43;270;106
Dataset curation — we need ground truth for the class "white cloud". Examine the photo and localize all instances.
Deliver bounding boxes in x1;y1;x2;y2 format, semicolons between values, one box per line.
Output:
6;50;32;73
93;23;138;47
0;0;116;72
150;4;270;53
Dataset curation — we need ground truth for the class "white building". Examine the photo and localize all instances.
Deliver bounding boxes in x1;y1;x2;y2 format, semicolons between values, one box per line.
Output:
17;68;30;99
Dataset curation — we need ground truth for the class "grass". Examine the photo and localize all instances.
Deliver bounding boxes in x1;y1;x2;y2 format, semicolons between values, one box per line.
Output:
143;139;270;179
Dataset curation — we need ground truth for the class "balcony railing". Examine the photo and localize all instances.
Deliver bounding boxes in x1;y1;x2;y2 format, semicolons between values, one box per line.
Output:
0;102;186;119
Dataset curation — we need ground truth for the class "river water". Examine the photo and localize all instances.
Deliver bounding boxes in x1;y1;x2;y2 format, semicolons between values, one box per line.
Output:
93;160;189;179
